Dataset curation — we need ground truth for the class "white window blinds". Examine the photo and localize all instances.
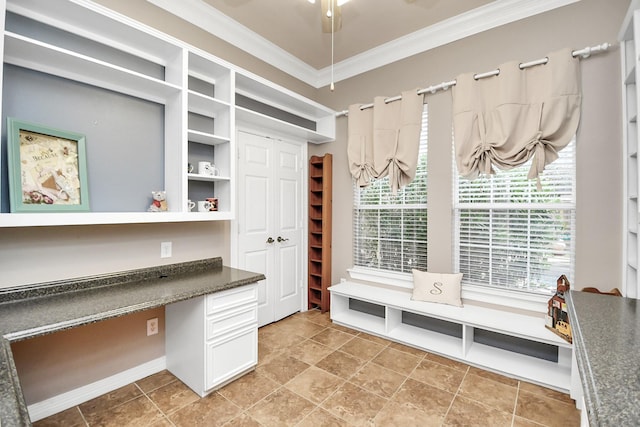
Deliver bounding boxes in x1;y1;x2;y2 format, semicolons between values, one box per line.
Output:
454;138;576;294
353;106;428;273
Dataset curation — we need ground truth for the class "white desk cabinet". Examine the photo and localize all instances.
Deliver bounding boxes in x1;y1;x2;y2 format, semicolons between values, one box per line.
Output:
165;284;258;396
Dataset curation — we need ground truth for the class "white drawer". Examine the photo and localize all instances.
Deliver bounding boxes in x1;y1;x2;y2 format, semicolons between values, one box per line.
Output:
206;325;257;390
207;305;257;340
206;284;257;315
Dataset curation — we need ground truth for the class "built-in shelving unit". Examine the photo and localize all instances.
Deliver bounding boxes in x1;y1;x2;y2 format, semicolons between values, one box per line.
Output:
0;0;335;227
620;0;640;299
308;154;332;312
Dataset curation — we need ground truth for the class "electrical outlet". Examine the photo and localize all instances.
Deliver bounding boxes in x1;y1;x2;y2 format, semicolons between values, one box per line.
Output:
160;241;172;258
147;318;159;336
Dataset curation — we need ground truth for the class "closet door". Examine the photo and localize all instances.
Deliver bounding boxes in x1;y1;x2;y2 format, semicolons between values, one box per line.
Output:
237;131;305;326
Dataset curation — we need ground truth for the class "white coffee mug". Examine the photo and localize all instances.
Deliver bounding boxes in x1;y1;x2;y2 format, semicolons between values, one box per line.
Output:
197;200;212;212
187;199;195;211
198;161;217;176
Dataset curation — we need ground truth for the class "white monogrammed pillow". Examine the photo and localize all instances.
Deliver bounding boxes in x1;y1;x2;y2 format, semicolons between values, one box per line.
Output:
411;269;463;307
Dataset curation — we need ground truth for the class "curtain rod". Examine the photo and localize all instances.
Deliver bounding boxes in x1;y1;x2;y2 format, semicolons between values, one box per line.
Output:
335;42;611;117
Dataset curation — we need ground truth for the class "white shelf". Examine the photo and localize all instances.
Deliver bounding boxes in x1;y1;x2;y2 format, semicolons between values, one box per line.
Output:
7;0;183;67
187;173;231;182
331;310;386;336
236;106;333;144
0;211;232;227
188;130;230;146
465;343;571;391
4;32;181;104
389;323;464;358
188;90;230;118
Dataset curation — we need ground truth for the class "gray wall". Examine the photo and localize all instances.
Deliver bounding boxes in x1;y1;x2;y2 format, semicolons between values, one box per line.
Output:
313;0;627;292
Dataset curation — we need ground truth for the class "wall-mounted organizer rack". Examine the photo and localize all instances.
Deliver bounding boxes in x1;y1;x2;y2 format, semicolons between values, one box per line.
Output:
308;153;332;312
0;0;335;227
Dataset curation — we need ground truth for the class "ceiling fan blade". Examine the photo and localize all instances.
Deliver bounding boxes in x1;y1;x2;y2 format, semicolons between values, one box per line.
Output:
321;0;342;33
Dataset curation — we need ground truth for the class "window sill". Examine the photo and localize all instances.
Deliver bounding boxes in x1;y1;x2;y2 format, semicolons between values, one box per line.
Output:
346;267;552;313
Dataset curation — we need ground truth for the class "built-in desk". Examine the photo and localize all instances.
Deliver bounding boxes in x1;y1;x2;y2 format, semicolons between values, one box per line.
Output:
567;291;640;426
0;258;264;426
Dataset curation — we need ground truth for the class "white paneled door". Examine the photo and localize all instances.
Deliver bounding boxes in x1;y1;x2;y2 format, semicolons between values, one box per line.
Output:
236;131;305;327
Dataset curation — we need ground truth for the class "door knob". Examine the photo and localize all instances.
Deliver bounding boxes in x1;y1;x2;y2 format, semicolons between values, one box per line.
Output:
277;236;289;242
266;237;275;244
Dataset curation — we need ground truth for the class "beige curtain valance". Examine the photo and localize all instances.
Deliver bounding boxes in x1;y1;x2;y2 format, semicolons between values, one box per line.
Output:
347;103;375;187
452;48;581;185
347;89;424;194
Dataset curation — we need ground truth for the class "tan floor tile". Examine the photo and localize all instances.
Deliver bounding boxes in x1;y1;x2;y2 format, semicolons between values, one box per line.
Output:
392;377;454;416
146;379;199;415
288;339;334;365
148;417;173;426
136;370;177;393
329;323;359;335
299;310;333;327
316;350;366;379
410;358;466;393
515;390;580;427
519;381;575;405
443;395;512;427
310;329;355;349
33;407;85;427
468;366;519;387
297;407;349;427
256;353;310;384
425;352;469;371
285;366;344;404
258;341;281;364
338;336;386;361
259;327;306;350
512;415;547;426
168;392;241;426
83;395;164;426
267;315;326;338
374;400;443;427
356;332;392;346
388;341;427;357
458;372;518;413
223;413;263;427
372;347;422;376
349;361;406;398
247;387;315;427
78;383;142;418
322;382;387;426
217;371;279;409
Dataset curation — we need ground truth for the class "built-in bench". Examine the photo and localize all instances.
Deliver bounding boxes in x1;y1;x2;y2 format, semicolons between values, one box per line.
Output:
329;281;575;392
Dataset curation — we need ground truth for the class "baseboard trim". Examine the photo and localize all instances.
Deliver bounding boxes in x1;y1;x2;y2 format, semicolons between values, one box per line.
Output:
28;356;166;422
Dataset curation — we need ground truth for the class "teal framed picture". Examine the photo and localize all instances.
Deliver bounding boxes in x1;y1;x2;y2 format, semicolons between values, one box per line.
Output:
7;118;90;213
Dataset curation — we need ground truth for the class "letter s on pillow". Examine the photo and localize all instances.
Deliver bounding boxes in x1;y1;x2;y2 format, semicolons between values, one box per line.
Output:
411;270;463;307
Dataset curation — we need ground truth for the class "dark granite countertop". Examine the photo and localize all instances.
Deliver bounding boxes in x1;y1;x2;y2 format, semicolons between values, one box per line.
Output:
567;290;640;427
0;258;265;426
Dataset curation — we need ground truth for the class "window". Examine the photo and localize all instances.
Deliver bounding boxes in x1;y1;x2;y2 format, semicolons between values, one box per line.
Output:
453;139;576;295
352;105;428;274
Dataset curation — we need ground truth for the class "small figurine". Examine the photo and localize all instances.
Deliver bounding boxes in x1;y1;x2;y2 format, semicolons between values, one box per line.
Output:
148;190;168;212
545;274;572;343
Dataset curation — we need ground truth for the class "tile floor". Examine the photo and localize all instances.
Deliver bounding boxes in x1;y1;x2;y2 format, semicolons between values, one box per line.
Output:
34;309;581;427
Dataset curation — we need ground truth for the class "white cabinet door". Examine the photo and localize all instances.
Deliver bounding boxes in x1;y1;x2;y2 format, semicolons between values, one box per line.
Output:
237;131;305;327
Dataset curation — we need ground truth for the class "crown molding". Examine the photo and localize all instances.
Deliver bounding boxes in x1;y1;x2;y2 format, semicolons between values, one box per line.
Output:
148;0;580;89
316;0;580;87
